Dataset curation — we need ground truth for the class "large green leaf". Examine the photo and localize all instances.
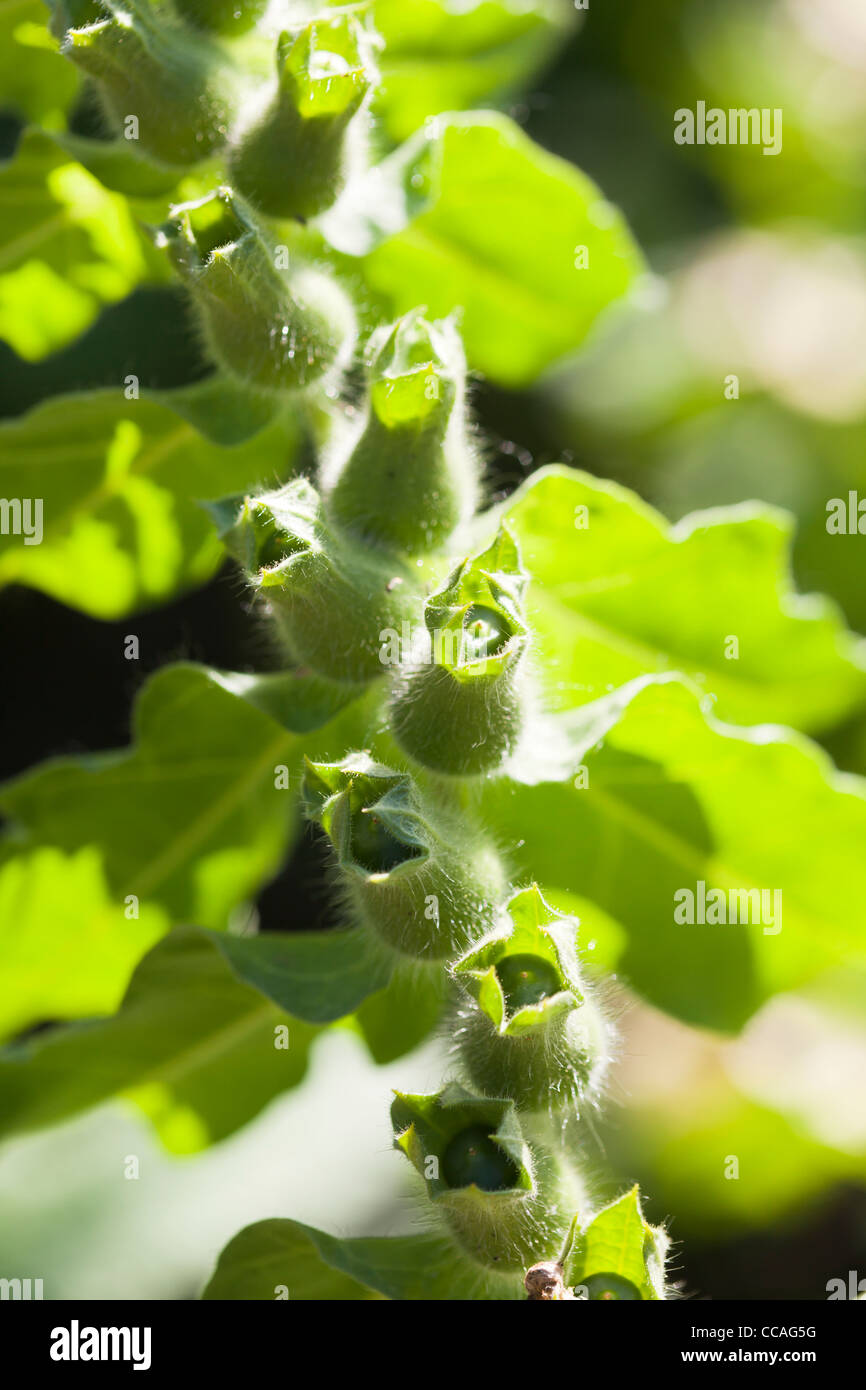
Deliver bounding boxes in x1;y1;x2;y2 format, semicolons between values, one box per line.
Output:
203;1218;524;1300
0;2;78;126
0;665;380;1039
331;112;644;386
0;926;318;1151
0;386;301;617
499;465;866;734
484;676;866;1031
0;663;363;927
0;129;156;359
372;0;576;142
0;844;165;1042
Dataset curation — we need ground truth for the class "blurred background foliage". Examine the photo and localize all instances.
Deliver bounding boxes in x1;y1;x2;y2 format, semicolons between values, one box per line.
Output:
0;0;865;1300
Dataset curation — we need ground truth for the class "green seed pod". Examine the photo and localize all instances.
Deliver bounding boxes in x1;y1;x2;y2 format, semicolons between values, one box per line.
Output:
174;0;267;37
61;3;239;166
301;755;506;959
229;16;376;220
388;525;529;775
391;1084;579;1269
213;478;419;684
326;311;479;554
155;188;356;393
452;884;614;1114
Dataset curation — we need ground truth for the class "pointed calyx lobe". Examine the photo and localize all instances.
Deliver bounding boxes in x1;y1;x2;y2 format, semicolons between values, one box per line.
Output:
155;188;356;393
229;14;376;219
389;526;529;774
326;311;479;554
213;478;420;685
391;1083;576;1268
301;755;506;958
452;885;614;1113
60;2;240;165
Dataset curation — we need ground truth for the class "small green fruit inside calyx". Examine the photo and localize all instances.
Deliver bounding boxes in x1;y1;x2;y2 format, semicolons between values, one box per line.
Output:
495;954;562;1013
582;1272;642;1300
442;1125;520;1192
350;803;422;875
458;605;511;664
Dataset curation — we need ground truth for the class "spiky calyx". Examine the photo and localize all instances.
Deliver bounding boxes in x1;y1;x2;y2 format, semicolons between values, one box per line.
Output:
229;16;376;219
62;2;239;166
452;885;614;1114
392;1084;579;1269
155;189;356;393
389;526;529;775
302;755;507;958
326;311;479;554
213;478;421;684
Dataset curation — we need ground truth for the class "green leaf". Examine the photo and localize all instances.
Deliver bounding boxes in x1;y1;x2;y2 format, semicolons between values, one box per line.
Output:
0;662;368;926
0;387;302;617
203;1218;525;1300
353;957;450;1062
0;664;380;1037
0;129;155;360
0;926;318;1151
483;676;866;1031
565;1188;669;1300
372;0;577;142
0;845;165;1043
0;3;79;125
501;465;866;734
209;926;393;1027
334;112;645;386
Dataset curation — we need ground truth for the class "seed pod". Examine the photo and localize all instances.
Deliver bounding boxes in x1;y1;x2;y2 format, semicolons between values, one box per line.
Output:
326;311;479;554
155;188;356;393
452;884;614;1114
213;478;420;684
61;4;239;166
391;1084;578;1268
301;755;506;958
174;0;267;37
389;526;529;775
229;16;375;220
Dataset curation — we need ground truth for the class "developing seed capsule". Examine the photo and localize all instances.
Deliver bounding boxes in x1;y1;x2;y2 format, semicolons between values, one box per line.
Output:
389;525;529;775
229;16;376;220
61;4;240;166
326;312;479;554
155;188;356;393
391;1084;580;1269
301;755;506;958
214;478;420;684
579;1273;642;1300
174;0;267;37
452;885;615;1114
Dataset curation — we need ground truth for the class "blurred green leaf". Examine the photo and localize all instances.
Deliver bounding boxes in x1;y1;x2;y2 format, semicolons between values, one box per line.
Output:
353;957;451;1063
0;387;301;617
372;0;576;141
499;465;866;733
203;1218;525;1299
484;676;866;1031
0;129;156;359
0;926;318;1150
0;3;78;126
0;845;165;1043
345;113;644;385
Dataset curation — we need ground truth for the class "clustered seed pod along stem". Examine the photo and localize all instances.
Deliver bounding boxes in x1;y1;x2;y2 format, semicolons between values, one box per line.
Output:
43;0;669;1300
